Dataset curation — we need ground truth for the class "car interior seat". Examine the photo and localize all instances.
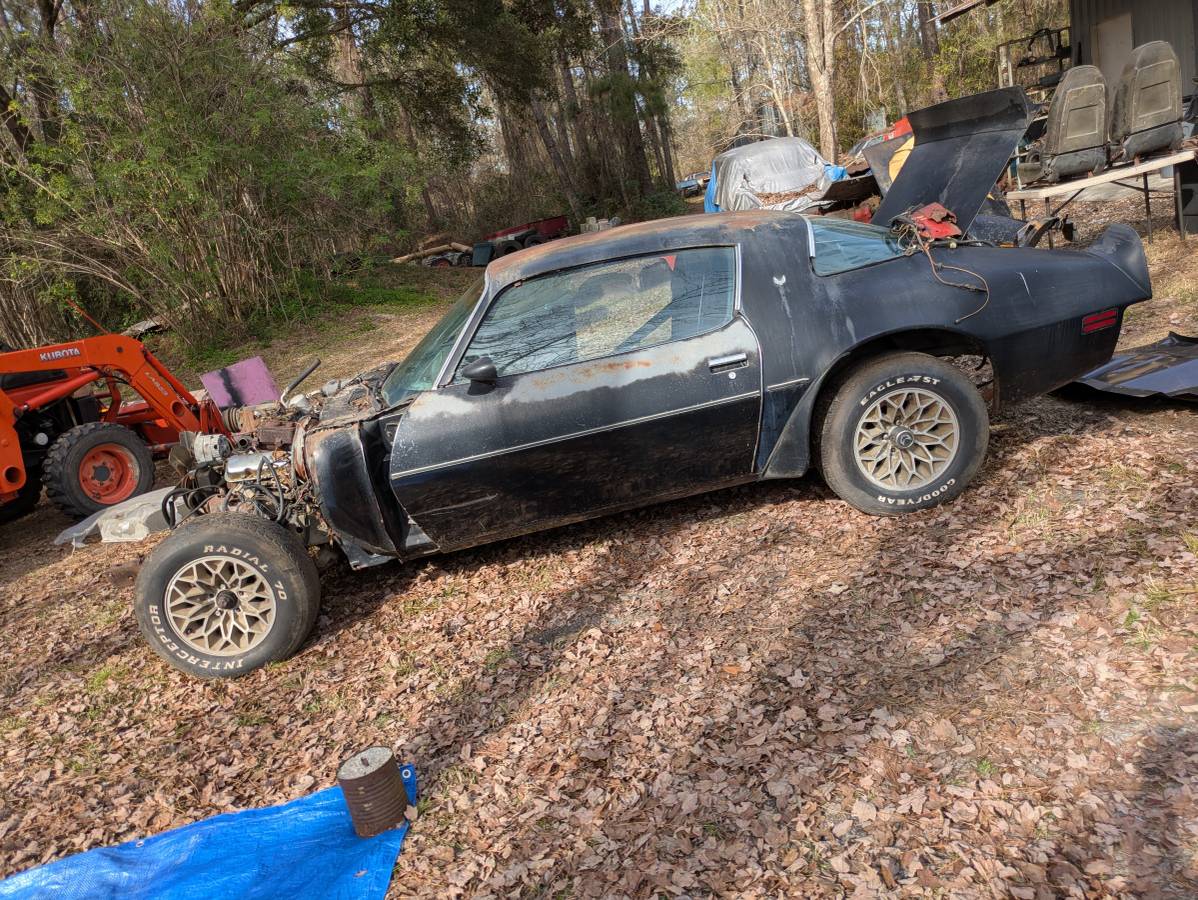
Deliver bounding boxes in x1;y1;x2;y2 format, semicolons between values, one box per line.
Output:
1108;41;1183;164
1017;65;1108;184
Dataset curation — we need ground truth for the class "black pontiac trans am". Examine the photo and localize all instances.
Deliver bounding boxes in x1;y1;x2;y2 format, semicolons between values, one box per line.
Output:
134;90;1152;677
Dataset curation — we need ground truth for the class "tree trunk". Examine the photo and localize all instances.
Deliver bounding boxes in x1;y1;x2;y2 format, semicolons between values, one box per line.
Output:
801;0;837;160
640;0;677;185
658;113;677;186
400;111;441;229
530;94;584;222
558;54;592;170
551;98;575;170
916;1;946;102
595;0;652;194
332;5;374;120
31;0;63;144
642;101;668;183
916;2;940;60
0;82;34;156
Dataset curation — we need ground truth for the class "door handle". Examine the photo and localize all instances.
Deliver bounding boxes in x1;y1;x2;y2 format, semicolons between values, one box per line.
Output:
707;353;748;373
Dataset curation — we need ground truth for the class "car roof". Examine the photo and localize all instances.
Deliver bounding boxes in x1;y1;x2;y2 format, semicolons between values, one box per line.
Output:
485;211;810;291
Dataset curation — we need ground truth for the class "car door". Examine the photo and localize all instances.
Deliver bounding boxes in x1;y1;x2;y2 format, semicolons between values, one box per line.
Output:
388;246;762;552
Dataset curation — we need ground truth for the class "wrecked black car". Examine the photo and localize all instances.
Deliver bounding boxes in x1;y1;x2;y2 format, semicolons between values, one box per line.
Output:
134;90;1153;678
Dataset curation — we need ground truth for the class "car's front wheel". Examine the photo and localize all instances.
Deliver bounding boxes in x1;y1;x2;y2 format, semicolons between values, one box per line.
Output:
818;352;989;516
134;514;321;678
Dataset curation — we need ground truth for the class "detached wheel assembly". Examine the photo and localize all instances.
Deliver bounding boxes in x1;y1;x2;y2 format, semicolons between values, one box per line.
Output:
134;513;321;678
43;421;155;519
818;352;988;516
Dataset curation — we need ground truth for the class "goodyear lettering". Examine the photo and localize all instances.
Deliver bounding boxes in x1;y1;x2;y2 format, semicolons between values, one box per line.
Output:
860;375;942;406
877;478;956;506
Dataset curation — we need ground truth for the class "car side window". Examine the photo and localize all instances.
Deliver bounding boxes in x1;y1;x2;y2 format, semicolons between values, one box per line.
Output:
809;218;904;275
458;247;736;379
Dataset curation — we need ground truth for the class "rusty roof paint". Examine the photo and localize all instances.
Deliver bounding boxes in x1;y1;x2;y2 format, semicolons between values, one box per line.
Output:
485;210;808;291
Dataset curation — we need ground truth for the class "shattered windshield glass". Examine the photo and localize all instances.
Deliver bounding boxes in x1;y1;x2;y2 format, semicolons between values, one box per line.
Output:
809;218;904;276
457;248;735;379
380;276;483;404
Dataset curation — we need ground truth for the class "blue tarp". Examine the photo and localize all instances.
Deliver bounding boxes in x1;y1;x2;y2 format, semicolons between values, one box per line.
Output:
703;162;719;213
0;766;417;900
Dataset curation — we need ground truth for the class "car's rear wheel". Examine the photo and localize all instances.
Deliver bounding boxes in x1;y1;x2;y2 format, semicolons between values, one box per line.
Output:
818;352;988;515
134;513;321;679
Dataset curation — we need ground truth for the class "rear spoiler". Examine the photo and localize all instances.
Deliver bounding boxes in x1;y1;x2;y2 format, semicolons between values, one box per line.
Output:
1083;224;1152;298
875;88;1030;234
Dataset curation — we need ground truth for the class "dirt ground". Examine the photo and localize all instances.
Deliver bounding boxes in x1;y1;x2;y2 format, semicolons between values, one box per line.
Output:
1;208;1196;898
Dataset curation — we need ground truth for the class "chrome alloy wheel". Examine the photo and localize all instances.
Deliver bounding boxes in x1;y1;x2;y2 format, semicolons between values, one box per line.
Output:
164;555;277;656
853;387;959;491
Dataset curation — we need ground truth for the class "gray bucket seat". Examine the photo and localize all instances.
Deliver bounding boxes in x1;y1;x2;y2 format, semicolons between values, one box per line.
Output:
1108;41;1183;163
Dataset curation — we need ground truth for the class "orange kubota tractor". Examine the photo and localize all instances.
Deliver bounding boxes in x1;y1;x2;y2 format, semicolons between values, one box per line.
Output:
0;335;228;523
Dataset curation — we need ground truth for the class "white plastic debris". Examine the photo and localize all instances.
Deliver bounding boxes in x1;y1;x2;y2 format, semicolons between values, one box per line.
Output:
54;487;175;548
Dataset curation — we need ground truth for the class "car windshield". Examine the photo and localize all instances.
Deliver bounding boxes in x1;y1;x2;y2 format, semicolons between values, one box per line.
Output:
809;218;904;275
380;276;483;404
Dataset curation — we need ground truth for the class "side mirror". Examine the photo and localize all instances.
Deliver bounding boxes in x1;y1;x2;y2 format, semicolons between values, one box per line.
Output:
461;356;497;384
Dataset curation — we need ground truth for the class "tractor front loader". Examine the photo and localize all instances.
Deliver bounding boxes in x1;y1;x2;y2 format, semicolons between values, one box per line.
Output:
0;335;228;523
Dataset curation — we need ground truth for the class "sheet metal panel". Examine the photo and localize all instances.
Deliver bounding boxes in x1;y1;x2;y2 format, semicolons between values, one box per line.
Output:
1071;0;1196;91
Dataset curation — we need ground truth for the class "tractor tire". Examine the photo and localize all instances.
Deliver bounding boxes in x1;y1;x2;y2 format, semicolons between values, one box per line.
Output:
0;465;42;525
43;422;155;520
522;234;547;248
817;352;988;516
494;239;522;257
134;513;321;679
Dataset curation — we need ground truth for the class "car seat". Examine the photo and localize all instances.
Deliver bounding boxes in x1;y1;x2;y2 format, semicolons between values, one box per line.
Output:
1108;41;1183;164
1017;65;1108;184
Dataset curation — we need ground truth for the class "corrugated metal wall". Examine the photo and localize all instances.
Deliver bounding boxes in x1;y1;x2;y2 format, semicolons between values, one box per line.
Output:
1070;0;1197;92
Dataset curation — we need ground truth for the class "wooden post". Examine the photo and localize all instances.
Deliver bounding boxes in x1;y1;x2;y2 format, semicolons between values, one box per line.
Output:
1143;173;1153;243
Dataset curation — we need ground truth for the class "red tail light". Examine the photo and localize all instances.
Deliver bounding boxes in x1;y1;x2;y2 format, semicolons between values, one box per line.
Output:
1081;309;1118;334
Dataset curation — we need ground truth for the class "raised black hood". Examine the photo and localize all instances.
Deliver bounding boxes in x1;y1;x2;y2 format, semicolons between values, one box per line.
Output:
874;87;1031;234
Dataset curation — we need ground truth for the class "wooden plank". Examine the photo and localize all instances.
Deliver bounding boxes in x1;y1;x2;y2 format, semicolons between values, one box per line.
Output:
1007;149;1198;200
392;244;452;264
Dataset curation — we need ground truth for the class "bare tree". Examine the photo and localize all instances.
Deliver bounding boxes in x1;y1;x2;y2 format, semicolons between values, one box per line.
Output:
800;0;886;160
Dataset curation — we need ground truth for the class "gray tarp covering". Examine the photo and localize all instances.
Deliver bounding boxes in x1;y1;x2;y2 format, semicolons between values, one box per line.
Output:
710;137;832;212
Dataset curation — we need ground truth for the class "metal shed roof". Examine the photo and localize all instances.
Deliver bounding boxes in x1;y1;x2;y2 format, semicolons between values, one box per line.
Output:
1069;0;1196;93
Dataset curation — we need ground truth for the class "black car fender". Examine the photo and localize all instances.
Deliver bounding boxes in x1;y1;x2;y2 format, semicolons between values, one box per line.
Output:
306;421;402;560
759;325;991;479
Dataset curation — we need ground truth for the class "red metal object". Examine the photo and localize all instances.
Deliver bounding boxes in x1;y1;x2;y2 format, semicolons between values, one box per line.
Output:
484;215;569;243
78;442;140;504
883;116;912;142
910;202;962;239
0;334;228;505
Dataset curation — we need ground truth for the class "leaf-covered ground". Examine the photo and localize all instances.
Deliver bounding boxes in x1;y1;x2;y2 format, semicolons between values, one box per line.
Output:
1;215;1196;897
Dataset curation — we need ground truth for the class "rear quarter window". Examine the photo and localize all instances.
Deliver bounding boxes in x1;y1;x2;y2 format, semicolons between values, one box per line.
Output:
809;218;904;275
